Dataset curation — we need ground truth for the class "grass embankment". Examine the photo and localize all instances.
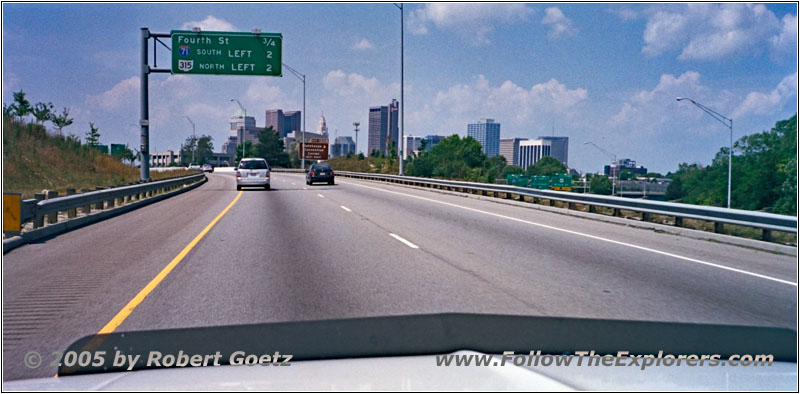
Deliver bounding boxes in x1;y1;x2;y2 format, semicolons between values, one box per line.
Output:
3;117;197;199
326;155;399;174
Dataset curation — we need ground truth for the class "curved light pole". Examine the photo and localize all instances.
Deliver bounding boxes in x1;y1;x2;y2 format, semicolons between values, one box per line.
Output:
393;3;404;175
677;97;733;209
230;98;247;163
183;115;196;164
283;63;306;170
584;141;617;196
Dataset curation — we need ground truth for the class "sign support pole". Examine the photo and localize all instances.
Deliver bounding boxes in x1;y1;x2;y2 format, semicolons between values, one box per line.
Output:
140;28;151;181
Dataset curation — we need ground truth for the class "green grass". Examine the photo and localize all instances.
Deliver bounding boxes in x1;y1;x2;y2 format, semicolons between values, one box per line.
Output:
3;117;199;199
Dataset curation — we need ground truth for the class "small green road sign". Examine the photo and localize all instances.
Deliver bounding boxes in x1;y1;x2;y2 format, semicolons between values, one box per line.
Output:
110;144;126;156
171;30;282;76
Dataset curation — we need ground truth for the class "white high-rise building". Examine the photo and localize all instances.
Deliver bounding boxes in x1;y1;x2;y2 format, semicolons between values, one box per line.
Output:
317;114;329;137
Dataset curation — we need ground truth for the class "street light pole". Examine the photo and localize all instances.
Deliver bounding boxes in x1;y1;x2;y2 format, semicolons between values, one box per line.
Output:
676;97;733;209
283;63;306;170
183;115;196;164
584;141;617;196
353;122;360;154
230;98;247;163
394;3;404;175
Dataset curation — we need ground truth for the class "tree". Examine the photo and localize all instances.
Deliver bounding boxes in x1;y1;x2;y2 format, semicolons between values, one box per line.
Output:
590;175;612;195
418;138;428;154
255;126;290;167
525;156;567;176
32;102;54;125
85;122;101;146
406;135;486;181
10;90;32;122
51;107;74;135
618;170;635;181
235;141;257;164
501;165;524;178
180;134;214;164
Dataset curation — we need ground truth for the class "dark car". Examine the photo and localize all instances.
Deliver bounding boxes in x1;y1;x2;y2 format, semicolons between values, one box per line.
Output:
306;163;334;185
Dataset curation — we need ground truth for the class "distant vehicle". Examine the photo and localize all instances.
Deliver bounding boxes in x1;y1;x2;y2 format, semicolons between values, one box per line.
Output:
188;163;202;170
202;164;213;173
306;163;334;185
236;158;270;190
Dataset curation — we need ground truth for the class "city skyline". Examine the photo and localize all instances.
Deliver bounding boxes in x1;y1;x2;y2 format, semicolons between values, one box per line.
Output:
2;3;796;173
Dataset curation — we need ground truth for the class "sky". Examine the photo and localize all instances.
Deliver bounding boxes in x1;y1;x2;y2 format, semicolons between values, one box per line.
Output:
2;2;797;174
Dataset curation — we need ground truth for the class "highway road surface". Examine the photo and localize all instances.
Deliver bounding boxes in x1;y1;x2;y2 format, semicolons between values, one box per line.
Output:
3;172;797;380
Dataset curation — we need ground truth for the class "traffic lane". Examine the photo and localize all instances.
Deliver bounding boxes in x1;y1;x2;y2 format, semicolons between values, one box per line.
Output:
288;173;796;328
116;174;547;333
2;173;238;380
308;173;796;283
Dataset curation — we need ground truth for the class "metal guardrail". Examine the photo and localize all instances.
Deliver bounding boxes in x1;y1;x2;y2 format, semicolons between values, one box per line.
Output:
324;171;796;240
14;173;206;232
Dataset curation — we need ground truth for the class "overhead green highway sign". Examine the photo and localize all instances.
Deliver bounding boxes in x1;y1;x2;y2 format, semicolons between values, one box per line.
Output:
171;30;282;76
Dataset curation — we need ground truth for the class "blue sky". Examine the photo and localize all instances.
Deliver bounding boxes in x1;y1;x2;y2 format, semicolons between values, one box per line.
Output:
3;3;797;173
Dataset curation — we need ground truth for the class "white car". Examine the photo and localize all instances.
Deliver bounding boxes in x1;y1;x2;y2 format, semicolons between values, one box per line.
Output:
187;163;202;170
236;158;270;190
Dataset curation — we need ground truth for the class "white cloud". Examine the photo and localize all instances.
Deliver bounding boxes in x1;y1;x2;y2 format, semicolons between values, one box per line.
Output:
412;75;587;132
733;72;798;117
85;76;139;110
323;70;398;102
408;3;533;45
352;38;375;50
244;79;296;111
641;4;788;60
608;7;639;22
181;15;238;32
541;7;578;39
612;71;715;128
770;13;798;56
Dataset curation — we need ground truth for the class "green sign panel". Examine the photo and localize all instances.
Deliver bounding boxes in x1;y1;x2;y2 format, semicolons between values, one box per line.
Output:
110;144;127;156
171;30;282;76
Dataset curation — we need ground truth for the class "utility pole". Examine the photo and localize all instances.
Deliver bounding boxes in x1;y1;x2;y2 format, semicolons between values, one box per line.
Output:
394;3;404;175
183;115;196;164
230;98;247;163
353;122;360;154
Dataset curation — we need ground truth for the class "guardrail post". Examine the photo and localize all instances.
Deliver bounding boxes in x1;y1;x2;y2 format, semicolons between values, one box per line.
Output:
33;193;45;228
713;222;724;234
81;189;92;214
94;187;106;209
762;229;773;242
613;208;622;217
642;212;651;222
45;190;58;224
568;202;576;210
66;189;77;218
674;217;683;227
588;205;596;213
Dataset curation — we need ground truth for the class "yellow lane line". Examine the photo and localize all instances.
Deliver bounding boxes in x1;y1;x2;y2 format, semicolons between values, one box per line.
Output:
96;190;243;335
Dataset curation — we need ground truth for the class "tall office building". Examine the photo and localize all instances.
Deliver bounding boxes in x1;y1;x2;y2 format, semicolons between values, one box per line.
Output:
331;136;356;157
423;135;446;150
538;136;569;167
467;119;501;157
499;138;527;166
368;99;399;156
403;135;423;159
284;111;301;136
265;109;302;138
221;112;260;155
518;139;551;170
265;109;284;137
316;114;329;137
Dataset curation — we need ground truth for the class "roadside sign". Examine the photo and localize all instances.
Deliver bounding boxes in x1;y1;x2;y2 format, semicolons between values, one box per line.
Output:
3;193;22;234
300;141;329;160
171;30;282;76
110;144;127;156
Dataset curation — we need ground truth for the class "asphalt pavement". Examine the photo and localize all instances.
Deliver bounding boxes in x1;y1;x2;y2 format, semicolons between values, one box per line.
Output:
3;171;796;380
